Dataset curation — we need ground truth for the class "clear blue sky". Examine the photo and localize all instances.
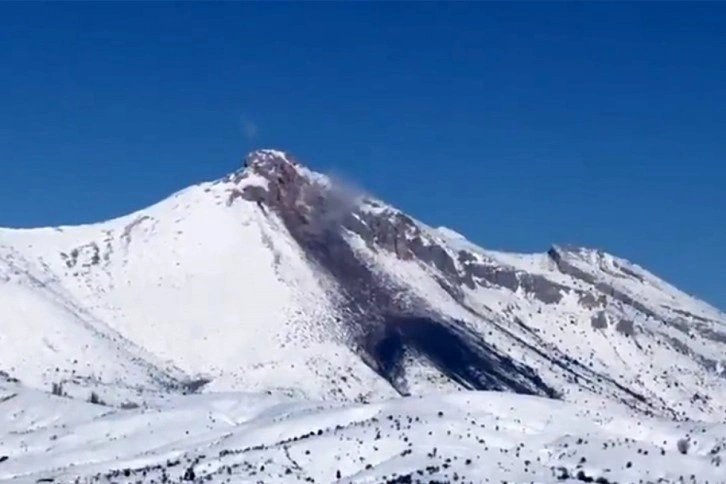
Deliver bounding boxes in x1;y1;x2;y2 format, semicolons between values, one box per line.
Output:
1;3;724;309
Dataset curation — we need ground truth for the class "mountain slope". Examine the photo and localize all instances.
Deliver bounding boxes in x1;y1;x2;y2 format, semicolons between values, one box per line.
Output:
1;149;725;420
2;376;725;484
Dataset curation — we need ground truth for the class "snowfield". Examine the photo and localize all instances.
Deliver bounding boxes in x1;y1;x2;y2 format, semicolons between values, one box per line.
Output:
2;149;726;482
1;378;724;484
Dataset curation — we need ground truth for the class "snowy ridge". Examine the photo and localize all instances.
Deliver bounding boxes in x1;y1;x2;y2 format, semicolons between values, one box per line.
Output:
0;169;392;403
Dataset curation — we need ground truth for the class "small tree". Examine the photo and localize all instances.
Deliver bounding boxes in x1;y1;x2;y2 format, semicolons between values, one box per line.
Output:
51;382;64;396
88;391;105;405
677;438;690;455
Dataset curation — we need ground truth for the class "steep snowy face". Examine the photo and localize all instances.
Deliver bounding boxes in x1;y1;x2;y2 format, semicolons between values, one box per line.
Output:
1;148;726;420
0;153;395;403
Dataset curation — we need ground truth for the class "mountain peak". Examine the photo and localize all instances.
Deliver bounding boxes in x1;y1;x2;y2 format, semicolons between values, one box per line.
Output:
244;149;298;171
233;148;330;191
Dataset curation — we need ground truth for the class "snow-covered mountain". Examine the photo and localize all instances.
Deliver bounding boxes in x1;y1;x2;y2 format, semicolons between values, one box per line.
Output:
2;149;726;422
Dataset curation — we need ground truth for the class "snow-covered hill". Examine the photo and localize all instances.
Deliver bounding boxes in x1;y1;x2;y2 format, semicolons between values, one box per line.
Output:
2;149;726;422
1;376;724;483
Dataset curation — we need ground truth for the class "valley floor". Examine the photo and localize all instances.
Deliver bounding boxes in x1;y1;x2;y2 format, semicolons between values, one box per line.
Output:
1;381;724;484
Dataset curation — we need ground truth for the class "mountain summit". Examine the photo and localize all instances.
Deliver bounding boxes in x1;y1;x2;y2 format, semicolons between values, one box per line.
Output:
1;149;725;420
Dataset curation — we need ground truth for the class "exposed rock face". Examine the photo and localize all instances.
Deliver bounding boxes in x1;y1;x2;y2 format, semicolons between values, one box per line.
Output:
579;292;606;309
233;151;559;398
616;318;635;336
591;312;609;329
226;150;726;418
238;151;570;308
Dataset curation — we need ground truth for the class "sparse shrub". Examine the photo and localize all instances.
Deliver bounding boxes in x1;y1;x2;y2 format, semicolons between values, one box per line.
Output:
88;391;105;406
51;382;64;396
677;438;690;455
0;370;19;383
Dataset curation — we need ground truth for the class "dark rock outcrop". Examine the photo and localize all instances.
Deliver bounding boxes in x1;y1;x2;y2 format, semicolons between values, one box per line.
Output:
224;150;726;416
233;150;559;398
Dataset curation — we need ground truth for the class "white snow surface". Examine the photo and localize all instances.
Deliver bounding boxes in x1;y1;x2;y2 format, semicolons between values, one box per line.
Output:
0;174;392;403
1;377;724;483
